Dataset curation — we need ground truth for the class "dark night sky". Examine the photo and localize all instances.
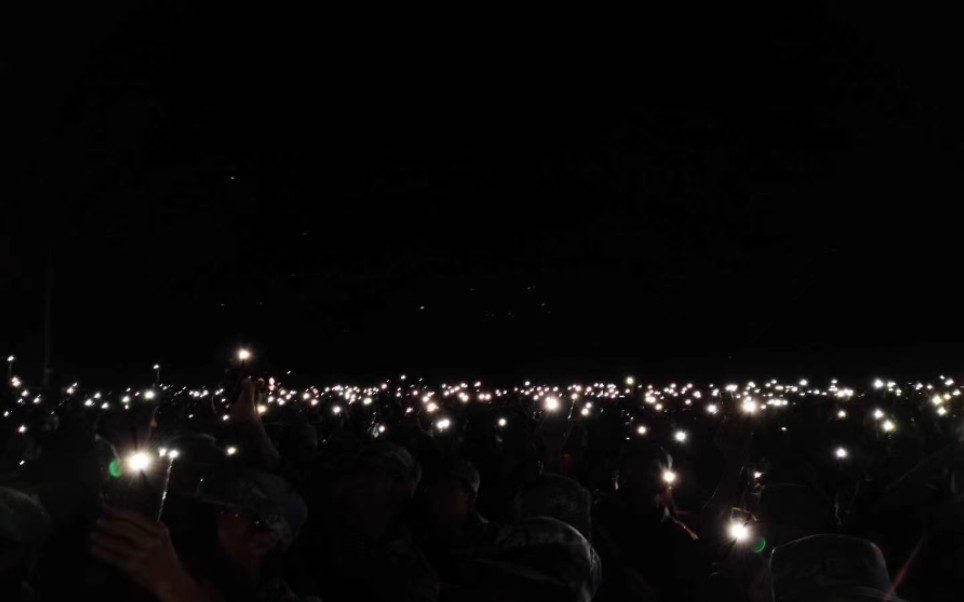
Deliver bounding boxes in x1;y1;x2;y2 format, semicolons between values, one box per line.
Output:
3;4;964;385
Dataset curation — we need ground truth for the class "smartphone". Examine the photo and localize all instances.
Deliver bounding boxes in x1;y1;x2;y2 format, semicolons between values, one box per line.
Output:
104;454;173;521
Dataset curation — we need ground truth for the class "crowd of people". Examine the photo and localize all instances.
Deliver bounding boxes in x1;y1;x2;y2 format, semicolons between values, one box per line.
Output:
2;367;963;601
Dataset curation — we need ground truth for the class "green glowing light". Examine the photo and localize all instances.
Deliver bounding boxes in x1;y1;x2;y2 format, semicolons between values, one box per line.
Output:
108;458;123;478
752;536;767;554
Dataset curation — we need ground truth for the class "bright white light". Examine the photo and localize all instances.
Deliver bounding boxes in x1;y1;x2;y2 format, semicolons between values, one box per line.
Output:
932;395;944;406
580;407;590;416
625;376;635;386
226;446;238;456
937;406;948;416
674;430;688;443
835;447;849;459
378;425;386;433
799;379;808;387
882;420;896;433
127;452;151;472
436;418;451;431
644;395;657;404
332;406;342;415
158;448;168;457
662;469;677;485
168;449;180;460
725;384;738;392
544;397;560;412
153;364;160;370
426;402;439;414
122;395;131;403
221;415;230;422
257;404;268;414
753;471;763;479
728;521;751;543
837;410;847;419
741;398;759;414
84;399;94;407
238;349;251;361
873;409;884;420
706;404;719;415
498;417;507;427
6;356;13;362
363;397;373;406
144;390;156;400
636;425;648;435
17;424;27;434
873;379;884;389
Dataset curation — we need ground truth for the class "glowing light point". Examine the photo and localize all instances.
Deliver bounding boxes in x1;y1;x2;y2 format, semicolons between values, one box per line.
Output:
662;469;678;485
126;452;151;472
873;409;884;420
873;379;884;389
882;420;896;433
729;521;751;543
144;390;156;400
835;447;849;459
636;425;648;435
498;417;507;427
237;349;251;361
674;430;688;443
837;410;847;419
706;403;719;415
226;446;238;456
544;397;561;412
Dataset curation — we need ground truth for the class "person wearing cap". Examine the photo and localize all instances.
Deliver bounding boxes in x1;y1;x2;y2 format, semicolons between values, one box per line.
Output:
593;441;710;601
415;457;500;586
770;534;908;602
89;465;318;602
306;441;439;602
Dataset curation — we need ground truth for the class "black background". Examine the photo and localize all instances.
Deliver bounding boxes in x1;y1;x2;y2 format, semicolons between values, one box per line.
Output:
3;4;964;386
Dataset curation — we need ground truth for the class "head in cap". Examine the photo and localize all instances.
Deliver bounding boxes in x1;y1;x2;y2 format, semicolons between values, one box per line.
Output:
770;535;907;602
515;473;592;539
615;441;675;516
477;516;602;602
194;465;305;553
418;457;480;536
330;441;421;539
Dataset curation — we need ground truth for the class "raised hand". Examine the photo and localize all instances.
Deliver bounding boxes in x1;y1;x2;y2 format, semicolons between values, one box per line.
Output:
90;507;215;602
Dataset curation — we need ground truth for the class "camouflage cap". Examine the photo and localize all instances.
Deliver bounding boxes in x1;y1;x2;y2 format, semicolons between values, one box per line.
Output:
770;534;907;602
351;441;422;495
486;516;602;602
194;466;304;549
